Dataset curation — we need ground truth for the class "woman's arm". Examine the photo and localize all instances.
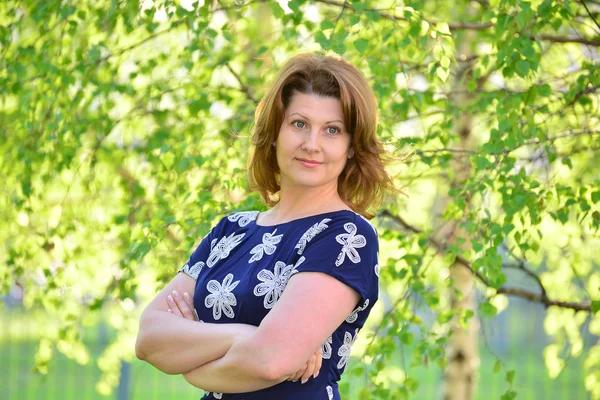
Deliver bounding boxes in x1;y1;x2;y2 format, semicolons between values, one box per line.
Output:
135;273;255;374
182;271;359;393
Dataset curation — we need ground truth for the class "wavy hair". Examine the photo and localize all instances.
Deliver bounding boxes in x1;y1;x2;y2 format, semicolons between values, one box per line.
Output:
247;53;395;219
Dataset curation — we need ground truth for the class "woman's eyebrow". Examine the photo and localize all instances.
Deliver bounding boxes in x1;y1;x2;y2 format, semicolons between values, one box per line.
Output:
289;112;344;125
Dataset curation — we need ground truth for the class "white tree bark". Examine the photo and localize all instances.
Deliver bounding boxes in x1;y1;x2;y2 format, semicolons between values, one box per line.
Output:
440;24;481;400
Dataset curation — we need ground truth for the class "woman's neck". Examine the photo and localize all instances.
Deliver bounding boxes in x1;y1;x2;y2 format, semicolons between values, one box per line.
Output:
265;183;350;225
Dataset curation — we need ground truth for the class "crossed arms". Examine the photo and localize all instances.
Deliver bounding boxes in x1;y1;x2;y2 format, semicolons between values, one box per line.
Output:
135;271;360;393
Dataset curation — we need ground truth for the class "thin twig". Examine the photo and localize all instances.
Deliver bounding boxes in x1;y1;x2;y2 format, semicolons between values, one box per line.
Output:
414;129;600;156
225;63;258;104
579;0;600;31
314;0;600;45
378;210;593;312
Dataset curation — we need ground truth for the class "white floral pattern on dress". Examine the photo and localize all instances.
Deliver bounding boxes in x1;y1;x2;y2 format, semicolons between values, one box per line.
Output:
227;211;259;227
337;328;359;369
206;392;222;399
335;222;367;266
346;299;370;323
326;385;334;400
249;229;283;263
205;273;240;320
374;263;379;277
295;218;332;255
253;257;304;309
322;335;333;359
207;232;245;268
180;260;205;280
289;256;306;278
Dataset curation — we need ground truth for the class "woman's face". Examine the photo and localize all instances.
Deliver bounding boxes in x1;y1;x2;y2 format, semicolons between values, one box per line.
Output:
275;92;352;193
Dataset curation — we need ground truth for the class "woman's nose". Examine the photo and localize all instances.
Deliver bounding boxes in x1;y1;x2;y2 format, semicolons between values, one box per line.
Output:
302;130;320;152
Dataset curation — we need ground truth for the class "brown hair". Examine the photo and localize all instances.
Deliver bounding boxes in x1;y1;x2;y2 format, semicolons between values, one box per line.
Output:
247;53;395;219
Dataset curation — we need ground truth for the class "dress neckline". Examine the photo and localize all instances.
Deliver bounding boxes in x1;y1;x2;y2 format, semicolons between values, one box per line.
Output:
253;209;355;228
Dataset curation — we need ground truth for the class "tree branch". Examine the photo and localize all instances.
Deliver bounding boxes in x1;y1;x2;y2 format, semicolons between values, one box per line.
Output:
378;209;592;312
534;34;600;46
501;244;547;301
579;0;600;31
495;287;591;311
567;84;600;107
225;63;258;104
414;129;600;156
315;0;600;45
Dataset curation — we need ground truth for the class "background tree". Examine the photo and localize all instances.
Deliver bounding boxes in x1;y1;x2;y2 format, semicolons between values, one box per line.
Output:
0;0;598;399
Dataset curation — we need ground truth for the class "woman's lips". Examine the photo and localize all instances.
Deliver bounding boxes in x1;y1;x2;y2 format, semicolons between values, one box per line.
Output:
296;158;323;168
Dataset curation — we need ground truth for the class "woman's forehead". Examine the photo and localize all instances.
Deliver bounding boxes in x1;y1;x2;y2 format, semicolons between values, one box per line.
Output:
285;93;344;120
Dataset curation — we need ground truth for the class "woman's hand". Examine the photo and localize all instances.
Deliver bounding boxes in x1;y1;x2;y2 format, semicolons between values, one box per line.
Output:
167;290;199;321
169;290;319;383
287;347;322;384
167;291;259;340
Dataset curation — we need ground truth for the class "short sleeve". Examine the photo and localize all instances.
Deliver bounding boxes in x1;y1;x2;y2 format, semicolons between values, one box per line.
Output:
293;213;379;307
179;218;225;280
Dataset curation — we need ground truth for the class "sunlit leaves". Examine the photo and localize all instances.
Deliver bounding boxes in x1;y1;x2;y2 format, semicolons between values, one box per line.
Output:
1;0;599;398
480;302;498;318
353;38;369;55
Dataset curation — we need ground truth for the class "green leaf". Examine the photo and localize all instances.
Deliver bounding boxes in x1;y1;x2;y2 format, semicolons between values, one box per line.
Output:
353;39;369;55
501;390;518;400
592;300;600;314
480;301;497;318
352;0;368;13
440;56;451;69
270;2;284;18
436;67;449;82
506;369;516;384
400;331;414;345
404;376;419;391
287;0;301;14
467;79;478;92
320;20;336;31
436;22;451;35
494;360;501;373
315;31;330;49
515;60;530;77
538;83;552;96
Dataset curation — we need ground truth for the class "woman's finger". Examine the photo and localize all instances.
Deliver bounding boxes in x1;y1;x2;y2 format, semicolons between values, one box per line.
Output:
300;354;316;384
287;367;300;381
314;348;322;378
172;290;195;320
288;364;307;382
183;292;199;321
166;295;183;317
292;365;306;382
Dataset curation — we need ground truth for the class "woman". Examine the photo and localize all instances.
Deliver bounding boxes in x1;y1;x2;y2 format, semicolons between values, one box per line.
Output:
135;53;394;399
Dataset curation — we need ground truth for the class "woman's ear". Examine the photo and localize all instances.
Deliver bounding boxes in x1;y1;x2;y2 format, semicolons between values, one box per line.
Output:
348;147;354;159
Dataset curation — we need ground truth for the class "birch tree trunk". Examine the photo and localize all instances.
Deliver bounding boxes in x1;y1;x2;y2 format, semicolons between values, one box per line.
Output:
440;28;481;400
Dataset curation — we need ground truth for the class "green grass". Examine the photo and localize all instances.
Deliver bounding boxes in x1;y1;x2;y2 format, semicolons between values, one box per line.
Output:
0;307;589;400
1;334;200;400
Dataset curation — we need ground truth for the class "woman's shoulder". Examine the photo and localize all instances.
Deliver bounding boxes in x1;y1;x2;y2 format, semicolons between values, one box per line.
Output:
289;210;378;251
319;210;378;237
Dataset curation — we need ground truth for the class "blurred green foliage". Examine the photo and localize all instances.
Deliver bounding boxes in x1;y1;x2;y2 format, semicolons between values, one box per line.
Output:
0;0;598;398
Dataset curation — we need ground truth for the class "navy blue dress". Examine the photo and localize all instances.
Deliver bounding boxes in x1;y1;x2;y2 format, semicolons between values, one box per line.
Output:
179;209;379;400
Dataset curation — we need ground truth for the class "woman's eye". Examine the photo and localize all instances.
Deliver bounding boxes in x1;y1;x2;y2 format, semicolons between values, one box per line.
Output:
293;121;306;129
327;127;339;135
